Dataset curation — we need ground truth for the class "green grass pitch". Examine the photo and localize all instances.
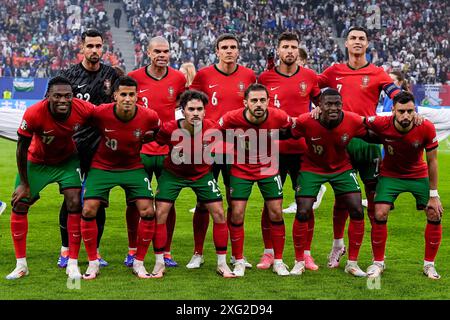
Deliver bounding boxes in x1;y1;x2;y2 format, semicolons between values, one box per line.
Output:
0;137;449;300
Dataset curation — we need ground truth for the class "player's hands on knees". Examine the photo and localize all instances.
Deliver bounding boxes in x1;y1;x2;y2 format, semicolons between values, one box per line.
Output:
413;114;424;126
310;107;321;119
12;184;30;207
427;197;444;217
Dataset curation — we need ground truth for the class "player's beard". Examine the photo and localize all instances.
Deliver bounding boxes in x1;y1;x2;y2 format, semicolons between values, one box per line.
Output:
249;107;267;119
281;56;296;66
396;118;412;128
87;54;100;63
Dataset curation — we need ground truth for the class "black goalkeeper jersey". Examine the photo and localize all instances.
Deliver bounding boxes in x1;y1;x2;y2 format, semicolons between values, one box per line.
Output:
59;63;119;105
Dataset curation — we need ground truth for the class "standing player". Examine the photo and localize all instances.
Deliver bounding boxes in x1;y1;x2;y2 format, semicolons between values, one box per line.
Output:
289;89;368;277
189;33;256;269
364;92;443;279
127;36;186;268
150;90;235;278
318;27;401;268
219;83;291;277
258;32;322;271
6;76;95;280
58;28;120;268
80;77;161;280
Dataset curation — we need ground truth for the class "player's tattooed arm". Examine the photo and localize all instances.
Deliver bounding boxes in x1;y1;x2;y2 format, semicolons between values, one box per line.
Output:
12;135;32;206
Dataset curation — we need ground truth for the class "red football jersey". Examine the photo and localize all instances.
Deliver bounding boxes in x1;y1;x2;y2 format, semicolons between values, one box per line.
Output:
155;119;219;181
190;64;256;121
128;66;186;155
218;108;292;180
318;63;400;117
292;111;367;174
365;116;438;178
258;66;321;154
90;103;160;170
17;98;94;165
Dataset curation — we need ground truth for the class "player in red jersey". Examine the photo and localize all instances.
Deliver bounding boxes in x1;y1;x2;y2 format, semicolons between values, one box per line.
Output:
219;83;292;277
363;92;444;280
289;89;368;277
6;76;95;280
127;36;186;268
188;34;256;269
79;77;161;280
149;90;235;278
317;27;401;268
258;32;322;271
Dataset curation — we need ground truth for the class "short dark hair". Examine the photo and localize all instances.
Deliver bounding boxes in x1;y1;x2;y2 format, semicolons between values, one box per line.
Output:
346;26;369;39
299;47;308;60
215;33;239;50
277;32;299;47
113;76;138;92
81;29;103;42
393;91;415;106
244;83;268;100
46;76;72;95
179;90;208;109
320;88;341;101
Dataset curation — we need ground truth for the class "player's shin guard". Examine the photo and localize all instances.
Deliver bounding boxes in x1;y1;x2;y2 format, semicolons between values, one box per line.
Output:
81;216;98;261
164;207;176;253
348;218;364;261
333;203;348;240
261;206;273;250
270;220;285;259
306;210;315;251
11;211;28;259
424;220;442;262
193;206;209;254
371;219;387;262
292;217;308;262
213;222;228;254
125;205;140;249
153;223;167;254
135;215;156;261
67;212;82;259
229;222;244;260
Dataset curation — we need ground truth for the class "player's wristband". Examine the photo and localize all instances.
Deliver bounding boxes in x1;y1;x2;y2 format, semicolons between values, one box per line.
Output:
429;190;439;198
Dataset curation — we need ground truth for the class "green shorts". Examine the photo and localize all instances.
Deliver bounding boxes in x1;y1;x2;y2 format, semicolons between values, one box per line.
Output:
83;168;153;206
279;153;301;190
156;169;222;203
296;170;361;198
15;157;82;203
374;176;429;210
347;138;381;182
230;174;283;200
141;154;165;181
212;153;232;187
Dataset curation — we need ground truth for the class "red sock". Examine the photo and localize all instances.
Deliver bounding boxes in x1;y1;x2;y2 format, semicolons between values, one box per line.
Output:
81;217;98;261
125;205;140;249
229;223;244;260
261;206;273;249
305;210;315;251
213;222;228;254
67;213;82;259
292;218;308;262
153;223;167;254
135;217;156;261
424;222;442;262
333;204;348;239
270;220;285;259
348;218;364;261
11;212;28;259
193;206;210;254
164;206;176;253
371;220;387;261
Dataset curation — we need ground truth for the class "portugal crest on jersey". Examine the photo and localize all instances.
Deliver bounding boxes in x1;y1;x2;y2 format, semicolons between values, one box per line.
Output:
361;75;370;88
168;86;174;99
299;81;308;96
73;123;81;132
412;140;420;149
134;129;142;139
341;133;349;143
238;81;245;91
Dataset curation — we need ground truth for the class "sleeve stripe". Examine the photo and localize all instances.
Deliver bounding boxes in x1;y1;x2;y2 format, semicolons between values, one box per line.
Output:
383;83;401;98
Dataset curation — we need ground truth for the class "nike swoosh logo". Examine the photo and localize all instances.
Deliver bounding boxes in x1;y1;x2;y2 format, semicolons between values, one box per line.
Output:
72;234;80;238
270;87;279;91
84;238;93;242
105;129;115;132
143;239;152;242
278;191;283;195
139;89;149;93
311;137;321;141
336;77;344;80
231;238;240;242
13;233;24;237
77;84;87;88
209;84;218;88
43;130;54;134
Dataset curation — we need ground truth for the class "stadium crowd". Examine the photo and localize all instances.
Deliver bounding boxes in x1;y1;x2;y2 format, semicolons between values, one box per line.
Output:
0;0;125;78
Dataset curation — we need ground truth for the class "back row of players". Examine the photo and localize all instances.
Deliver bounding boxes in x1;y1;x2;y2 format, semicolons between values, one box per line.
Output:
6;28;443;281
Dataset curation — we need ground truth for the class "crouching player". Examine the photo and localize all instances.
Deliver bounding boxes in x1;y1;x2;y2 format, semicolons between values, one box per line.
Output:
364;91;444;279
150;90;235;278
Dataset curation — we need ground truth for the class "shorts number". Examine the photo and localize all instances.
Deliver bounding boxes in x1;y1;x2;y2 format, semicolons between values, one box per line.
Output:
41;135;55;145
208;179;221;195
76;93;91;101
274;175;283;192
337;84;342;92
106;137;118;150
142;97;149;108
373;157;380;176
274;94;281;108
144;177;151;191
211;92;218;106
349;172;360;190
76;168;85;182
312;144;324;155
